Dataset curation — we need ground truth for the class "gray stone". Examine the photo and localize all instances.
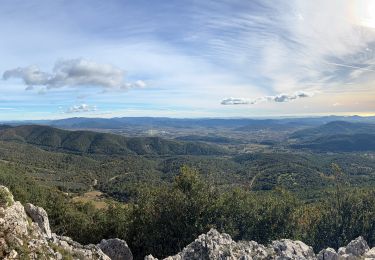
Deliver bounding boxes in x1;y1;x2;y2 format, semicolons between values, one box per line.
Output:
272;239;316;259
345;236;369;256
338;254;357;260
24;203;52;238
98;238;133;260
337;247;346;255
364;247;375;258
317;248;338;260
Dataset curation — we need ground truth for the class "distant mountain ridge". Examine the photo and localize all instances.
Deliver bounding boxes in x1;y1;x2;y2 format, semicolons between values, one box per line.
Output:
291;121;375;140
0;125;227;156
4;115;374;130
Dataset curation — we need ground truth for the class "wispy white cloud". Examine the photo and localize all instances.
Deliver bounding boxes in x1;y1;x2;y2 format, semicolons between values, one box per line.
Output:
65;103;97;113
221;91;314;105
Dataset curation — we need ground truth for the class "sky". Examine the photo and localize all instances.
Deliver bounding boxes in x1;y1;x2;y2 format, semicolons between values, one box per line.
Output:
1;0;375;120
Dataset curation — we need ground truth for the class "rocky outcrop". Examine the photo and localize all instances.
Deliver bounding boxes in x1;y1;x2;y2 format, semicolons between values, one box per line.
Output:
0;185;132;260
52;234;110;260
271;239;315;259
24;203;52;238
146;229;375;260
98;238;133;260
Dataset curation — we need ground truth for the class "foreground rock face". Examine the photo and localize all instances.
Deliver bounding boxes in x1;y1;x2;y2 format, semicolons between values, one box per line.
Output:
146;229;375;260
0;185;132;260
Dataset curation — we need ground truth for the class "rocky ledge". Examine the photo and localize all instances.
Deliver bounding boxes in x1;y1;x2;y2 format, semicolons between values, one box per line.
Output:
147;229;375;260
0;186;132;260
1;185;375;260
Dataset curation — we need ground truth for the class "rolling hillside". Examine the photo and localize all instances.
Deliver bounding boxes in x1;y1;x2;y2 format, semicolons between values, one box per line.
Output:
0;125;227;156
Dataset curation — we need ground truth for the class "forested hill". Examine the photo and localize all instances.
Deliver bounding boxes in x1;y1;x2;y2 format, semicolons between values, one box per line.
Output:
291;133;375;152
290;121;375;140
289;121;375;152
0;125;227;156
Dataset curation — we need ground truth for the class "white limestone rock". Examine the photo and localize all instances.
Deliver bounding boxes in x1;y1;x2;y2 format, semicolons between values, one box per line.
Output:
24;202;52;238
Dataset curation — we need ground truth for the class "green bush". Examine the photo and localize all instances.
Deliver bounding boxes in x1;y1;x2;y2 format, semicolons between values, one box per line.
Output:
0;187;13;208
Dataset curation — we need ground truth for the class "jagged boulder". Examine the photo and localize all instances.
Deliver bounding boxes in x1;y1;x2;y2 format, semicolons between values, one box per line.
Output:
98;238;133;260
166;228;271;259
24;203;52;238
334;236;370;259
271;239;316;259
344;236;369;256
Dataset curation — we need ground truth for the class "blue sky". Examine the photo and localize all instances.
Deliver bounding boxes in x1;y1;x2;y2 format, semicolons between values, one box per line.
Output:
1;0;375;120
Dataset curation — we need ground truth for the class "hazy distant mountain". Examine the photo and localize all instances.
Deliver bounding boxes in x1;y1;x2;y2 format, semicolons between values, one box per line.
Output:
291;121;375;140
42;116;375;130
51;117;278;129
0;125;227;156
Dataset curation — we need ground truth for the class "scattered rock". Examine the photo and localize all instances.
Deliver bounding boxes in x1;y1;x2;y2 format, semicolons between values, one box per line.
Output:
147;229;317;260
147;230;375;260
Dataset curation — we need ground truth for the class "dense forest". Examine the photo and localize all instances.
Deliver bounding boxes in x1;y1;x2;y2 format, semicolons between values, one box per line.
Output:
2;161;375;259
